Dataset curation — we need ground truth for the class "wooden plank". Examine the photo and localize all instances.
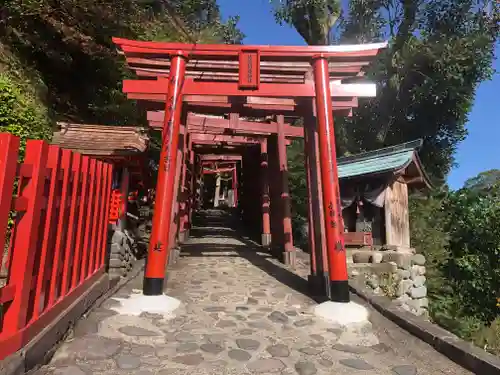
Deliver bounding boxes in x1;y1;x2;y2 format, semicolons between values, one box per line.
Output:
384;180;410;248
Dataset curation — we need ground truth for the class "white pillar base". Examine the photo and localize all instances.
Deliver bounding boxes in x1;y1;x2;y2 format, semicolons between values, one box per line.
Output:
314;301;369;326
111;293;181;318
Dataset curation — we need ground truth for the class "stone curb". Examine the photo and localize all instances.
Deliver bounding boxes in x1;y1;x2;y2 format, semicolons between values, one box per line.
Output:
0;260;145;375
349;280;500;375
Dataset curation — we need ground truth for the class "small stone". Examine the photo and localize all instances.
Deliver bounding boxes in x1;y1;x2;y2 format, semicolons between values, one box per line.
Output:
410;297;429;309
74;337;122;360
177;343;199;353
173;353;204;366
249;313;264;320
118;326;159;337
116;354;141;369
258;307;273;312
332;344;370;354
397;280;413;297
239;329;255;335
409;286;427;299
294;318;313;327
204;306;226;312
248;321;272;330
267;344;290;357
236;306;249;311
252;291;267;297
327;327;344;336
228;349;252;362
201;343;224;354
340;358;374;370
216;320;237;328
309;334;324;342
392;364;418;375
382;252;412;270
175;332;197;342
412;275;426;288
236;338;260;351
299;347;321;355
268;311;289;323
371;343;391;353
318;358;333;367
411;254;426;266
295;361;317;375
247;358;285;373
247;297;259;305
285;310;298;316
54;366;86;375
397;269;411;280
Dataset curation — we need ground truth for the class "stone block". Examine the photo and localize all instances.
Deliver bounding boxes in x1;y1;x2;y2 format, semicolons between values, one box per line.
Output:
382;252;412;270
409;286;427;299
352;251;372;264
407;297;429;311
110;243;123;254
396;280;413;298
395;293;411;306
412;275;426;288
109;258;124;268
112;230;126;246
397;269;410;280
411;254;426;266
371;252;383;264
367;275;379;289
410;265;426;279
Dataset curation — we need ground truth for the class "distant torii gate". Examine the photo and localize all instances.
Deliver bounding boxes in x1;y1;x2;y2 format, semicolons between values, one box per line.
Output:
114;37;387;302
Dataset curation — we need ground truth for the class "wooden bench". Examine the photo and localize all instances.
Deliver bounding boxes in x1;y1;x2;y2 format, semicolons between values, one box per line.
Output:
344;232;373;248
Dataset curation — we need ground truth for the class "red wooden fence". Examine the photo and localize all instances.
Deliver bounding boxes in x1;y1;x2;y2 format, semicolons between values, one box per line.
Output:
0;133;113;360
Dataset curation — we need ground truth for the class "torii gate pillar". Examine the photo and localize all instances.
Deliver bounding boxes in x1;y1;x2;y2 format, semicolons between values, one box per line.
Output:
312;55;349;302
143;54;187;296
260;139;271;247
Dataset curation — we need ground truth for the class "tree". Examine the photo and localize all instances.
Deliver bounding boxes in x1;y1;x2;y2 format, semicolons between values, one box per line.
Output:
463;169;500;192
273;0;499;183
271;0;341;44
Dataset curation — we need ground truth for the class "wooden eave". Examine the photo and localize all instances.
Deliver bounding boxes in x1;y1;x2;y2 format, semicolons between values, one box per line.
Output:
52;122;149;157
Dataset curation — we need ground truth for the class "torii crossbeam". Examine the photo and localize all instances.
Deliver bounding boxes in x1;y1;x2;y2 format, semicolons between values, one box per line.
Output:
113;37;387;303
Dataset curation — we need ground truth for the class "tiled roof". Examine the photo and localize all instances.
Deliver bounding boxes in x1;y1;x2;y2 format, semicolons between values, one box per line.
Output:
52;123;149;156
338;139;431;187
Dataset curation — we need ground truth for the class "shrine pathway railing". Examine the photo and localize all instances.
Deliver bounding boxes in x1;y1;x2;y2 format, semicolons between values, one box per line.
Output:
0;133;113;360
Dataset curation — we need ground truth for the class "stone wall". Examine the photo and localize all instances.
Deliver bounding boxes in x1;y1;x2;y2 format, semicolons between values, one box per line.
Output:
350;250;428;318
108;228;136;278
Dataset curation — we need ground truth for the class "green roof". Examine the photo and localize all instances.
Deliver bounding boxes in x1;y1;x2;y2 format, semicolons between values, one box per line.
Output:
338;139;424;180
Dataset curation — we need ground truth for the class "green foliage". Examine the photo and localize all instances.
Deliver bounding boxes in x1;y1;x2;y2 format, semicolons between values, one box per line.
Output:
0;73;51;154
444;183;500;323
463;169;500;192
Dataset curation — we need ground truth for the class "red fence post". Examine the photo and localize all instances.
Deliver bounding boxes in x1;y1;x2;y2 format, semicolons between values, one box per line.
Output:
32;145;61;319
61;153;82;296
80;159;97;283
48;149;72;306
88;161;103;275
72;156;90;288
0;134;20;273
98;163;113;269
3;140;48;334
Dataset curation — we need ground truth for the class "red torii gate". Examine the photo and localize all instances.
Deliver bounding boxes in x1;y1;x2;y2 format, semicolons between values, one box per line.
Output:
113;37;386;302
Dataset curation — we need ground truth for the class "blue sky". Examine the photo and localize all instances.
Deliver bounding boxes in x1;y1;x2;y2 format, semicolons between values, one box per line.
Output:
218;0;499;190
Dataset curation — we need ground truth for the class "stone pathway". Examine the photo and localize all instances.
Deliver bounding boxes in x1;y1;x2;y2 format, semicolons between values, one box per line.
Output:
33;210;472;375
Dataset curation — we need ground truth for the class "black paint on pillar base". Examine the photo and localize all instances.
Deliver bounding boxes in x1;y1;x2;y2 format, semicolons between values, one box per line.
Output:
143;277;164;296
329;280;350;303
308;274;325;296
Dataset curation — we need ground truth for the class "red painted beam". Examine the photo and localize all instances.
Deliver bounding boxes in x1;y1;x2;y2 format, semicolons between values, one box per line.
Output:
113;37;387;59
147;112;304;137
191;134;261;144
200;155;242;162
123;78;374;99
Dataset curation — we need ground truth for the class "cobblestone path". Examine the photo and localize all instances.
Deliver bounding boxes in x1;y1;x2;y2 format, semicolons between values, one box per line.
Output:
33;210;471;375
